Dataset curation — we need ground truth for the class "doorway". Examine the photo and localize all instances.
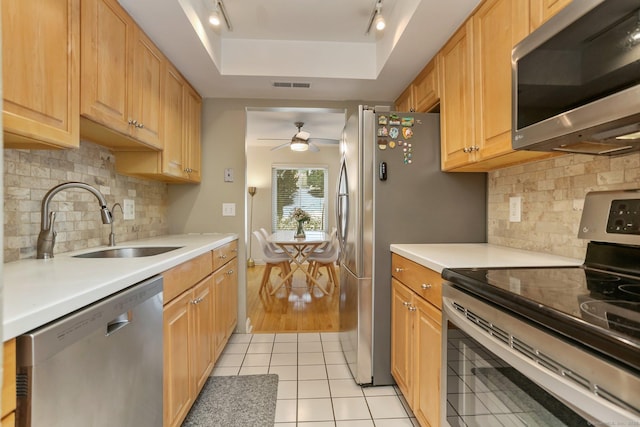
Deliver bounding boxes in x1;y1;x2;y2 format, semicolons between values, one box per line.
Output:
245;107;346;333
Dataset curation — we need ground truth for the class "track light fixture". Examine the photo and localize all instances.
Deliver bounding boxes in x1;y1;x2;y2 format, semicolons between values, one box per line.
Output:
208;0;233;31
365;0;385;34
627;10;640;47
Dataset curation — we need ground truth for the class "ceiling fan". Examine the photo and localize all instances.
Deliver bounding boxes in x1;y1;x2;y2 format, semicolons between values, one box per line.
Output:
260;122;339;152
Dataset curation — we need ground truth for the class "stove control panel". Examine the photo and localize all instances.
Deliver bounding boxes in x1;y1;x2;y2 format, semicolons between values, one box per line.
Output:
607;199;640;235
579;189;640;244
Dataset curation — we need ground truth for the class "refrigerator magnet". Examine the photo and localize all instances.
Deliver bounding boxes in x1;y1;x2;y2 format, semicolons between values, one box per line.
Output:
378;115;388;125
402;127;413;139
388;141;396;149
389;127;399;139
389;114;401;125
378;139;388;150
378;126;389;137
401;117;414;127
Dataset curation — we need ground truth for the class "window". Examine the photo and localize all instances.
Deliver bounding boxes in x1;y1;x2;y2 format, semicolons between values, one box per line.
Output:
272;165;328;232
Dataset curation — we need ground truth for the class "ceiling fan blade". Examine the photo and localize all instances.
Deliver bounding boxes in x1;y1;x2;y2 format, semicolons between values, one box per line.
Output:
258;138;290;141
308;142;320;152
270;142;291;151
308;138;339;144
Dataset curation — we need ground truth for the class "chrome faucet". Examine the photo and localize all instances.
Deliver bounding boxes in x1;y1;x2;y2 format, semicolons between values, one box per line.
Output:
37;182;113;259
108;203;124;247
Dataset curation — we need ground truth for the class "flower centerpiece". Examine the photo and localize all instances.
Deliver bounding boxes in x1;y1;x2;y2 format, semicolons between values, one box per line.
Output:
291;207;311;238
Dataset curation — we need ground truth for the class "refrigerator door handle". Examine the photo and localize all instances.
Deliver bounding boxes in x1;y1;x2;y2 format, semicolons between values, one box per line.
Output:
336;159;349;253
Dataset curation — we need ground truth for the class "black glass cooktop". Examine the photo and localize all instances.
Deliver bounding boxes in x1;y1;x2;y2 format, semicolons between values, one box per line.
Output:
442;265;640;373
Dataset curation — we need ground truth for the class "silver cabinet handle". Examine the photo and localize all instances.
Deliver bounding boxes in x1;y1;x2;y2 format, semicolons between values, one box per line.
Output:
463;147;470;153
402;301;410;306
395;267;405;273
136;122;144;129
219;254;227;259
128;119;136;125
191;296;204;305
408;306;417;312
421;283;432;290
226;269;234;275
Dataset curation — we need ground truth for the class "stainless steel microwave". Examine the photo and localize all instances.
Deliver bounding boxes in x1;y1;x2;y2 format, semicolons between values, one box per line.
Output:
512;0;640;156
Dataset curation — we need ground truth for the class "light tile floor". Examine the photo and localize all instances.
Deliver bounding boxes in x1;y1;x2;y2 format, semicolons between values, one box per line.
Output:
212;332;419;426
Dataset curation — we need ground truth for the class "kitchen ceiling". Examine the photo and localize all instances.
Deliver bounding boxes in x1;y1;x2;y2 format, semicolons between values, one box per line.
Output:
118;0;481;102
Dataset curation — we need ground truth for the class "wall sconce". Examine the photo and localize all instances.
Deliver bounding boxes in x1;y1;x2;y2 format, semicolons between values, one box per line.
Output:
366;1;385;34
247;186;257;267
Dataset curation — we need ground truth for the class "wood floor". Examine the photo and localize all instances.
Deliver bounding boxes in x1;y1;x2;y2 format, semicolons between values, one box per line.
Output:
246;263;340;333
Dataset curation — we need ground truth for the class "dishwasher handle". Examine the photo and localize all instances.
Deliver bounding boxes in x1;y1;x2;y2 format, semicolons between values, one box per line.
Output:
105;312;132;336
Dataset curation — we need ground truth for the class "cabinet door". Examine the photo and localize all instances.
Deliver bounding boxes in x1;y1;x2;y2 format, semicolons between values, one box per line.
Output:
163;290;194;427
192;277;214;393
2;0;80;149
395;85;415;112
80;0;132;136
391;279;414;405
2;340;16;420
212;268;228;360
163;64;187;179
414;55;440;113
474;0;530;162
440;20;475;171
224;259;239;338
414;297;442;427
131;28;164;148
530;0;571;31
183;86;202;182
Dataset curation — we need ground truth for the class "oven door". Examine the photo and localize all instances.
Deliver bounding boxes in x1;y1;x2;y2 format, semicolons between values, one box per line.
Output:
441;284;640;427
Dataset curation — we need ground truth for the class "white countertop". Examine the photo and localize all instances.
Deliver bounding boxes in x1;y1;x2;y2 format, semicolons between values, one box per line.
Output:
390;243;583;274
3;233;237;341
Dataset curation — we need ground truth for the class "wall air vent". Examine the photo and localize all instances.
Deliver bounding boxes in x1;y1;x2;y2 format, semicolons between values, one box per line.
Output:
272;82;311;89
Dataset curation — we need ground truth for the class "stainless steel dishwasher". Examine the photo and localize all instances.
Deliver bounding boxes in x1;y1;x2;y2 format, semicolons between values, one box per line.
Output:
16;275;163;427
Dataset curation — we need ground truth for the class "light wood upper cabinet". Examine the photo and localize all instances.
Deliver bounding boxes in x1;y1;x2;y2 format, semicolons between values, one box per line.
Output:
394;55;440;113
413;55;440;113
184;86;202;182
439;19;475;171
473;0;530;162
130;28;164;148
162;64;187;178
115;64;202;183
2;0;80;149
395;85;415;112
530;0;572;31
80;0;163;150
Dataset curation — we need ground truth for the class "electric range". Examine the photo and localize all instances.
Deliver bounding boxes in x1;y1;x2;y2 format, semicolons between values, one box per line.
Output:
441;189;640;426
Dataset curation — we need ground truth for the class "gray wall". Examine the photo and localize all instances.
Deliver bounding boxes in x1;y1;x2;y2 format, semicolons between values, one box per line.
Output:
167;98;377;332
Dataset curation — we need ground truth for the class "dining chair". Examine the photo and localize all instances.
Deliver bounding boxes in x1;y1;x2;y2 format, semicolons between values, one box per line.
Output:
259;228;290;254
306;233;339;294
253;230;292;294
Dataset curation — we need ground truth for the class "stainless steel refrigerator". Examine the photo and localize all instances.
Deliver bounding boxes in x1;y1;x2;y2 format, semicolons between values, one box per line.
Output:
336;105;487;385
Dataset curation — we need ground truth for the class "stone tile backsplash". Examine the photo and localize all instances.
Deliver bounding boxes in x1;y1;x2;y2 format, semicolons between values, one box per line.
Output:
4;141;169;262
488;152;640;260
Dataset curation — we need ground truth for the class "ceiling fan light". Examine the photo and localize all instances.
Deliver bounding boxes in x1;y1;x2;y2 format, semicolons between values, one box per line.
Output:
374;13;386;31
290;139;309;151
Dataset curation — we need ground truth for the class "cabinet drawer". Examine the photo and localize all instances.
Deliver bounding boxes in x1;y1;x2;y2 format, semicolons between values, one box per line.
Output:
163;252;213;304
392;254;442;309
213;240;238;271
2;339;16;420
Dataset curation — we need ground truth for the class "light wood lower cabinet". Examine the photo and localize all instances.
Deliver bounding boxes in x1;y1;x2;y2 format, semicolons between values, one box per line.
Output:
2;339;16;427
163;240;237;427
213;257;238;360
391;254;442;427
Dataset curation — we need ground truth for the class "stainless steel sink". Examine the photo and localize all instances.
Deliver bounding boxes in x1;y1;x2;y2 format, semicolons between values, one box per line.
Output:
73;246;183;258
